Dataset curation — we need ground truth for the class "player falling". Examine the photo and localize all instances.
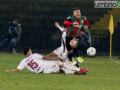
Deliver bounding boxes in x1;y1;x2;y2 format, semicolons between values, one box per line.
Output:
49;22;78;66
63;7;89;65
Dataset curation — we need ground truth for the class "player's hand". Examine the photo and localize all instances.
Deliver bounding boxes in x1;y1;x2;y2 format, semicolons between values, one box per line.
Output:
55;22;60;28
5;70;11;72
73;22;79;25
84;25;88;30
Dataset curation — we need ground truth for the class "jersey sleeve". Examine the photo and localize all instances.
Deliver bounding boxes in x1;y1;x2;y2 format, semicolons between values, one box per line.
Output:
35;53;43;60
82;16;89;26
17;60;25;70
66;15;73;22
58;26;64;32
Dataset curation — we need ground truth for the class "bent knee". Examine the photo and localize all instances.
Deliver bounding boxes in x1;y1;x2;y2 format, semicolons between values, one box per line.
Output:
70;40;77;47
48;52;57;57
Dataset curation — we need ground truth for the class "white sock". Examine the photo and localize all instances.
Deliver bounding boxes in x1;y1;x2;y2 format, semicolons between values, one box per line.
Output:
61;68;75;74
72;60;77;65
64;63;80;71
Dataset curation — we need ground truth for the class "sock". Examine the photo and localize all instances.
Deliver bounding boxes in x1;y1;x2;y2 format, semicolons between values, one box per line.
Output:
68;53;73;61
64;63;80;71
72;60;77;66
61;68;75;74
73;47;79;57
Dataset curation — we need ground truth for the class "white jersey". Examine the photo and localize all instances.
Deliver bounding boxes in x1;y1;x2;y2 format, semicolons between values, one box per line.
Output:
53;26;69;63
17;53;60;73
59;26;67;53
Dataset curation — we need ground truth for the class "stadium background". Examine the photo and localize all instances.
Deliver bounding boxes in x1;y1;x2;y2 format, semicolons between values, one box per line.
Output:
0;0;119;55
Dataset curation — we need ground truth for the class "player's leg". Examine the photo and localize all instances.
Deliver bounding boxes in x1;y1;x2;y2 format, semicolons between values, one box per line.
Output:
70;38;81;58
66;37;73;62
63;63;80;71
48;47;62;58
60;68;86;75
63;63;88;73
43;62;61;74
70;38;84;67
48;52;57;57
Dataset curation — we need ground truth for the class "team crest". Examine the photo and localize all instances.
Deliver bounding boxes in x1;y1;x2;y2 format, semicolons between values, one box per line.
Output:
81;20;84;24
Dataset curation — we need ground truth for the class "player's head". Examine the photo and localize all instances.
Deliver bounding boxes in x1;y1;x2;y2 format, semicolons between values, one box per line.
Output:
73;7;81;19
23;47;32;56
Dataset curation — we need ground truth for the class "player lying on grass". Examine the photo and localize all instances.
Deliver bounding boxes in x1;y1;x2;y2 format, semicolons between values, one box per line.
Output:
5;47;88;75
48;22;83;67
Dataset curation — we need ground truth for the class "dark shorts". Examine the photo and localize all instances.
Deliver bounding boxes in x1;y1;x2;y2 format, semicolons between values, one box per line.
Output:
66;36;80;51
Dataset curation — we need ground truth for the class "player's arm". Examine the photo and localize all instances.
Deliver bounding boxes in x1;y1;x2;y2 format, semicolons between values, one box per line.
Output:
84;18;89;29
5;60;25;72
5;68;20;72
55;22;63;31
64;20;79;26
42;56;63;62
64;16;79;26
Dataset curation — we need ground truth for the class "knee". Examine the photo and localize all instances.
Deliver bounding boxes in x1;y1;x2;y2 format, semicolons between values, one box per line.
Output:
70;40;77;48
48;53;53;57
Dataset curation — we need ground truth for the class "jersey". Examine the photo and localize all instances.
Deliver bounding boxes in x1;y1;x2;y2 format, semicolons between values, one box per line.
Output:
17;53;47;73
53;26;69;63
64;15;89;38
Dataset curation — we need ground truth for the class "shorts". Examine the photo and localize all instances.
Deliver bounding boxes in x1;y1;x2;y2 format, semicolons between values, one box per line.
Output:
66;36;80;51
43;62;60;73
53;46;69;63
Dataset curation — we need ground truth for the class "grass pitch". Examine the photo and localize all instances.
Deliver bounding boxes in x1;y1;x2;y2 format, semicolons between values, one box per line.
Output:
0;53;120;90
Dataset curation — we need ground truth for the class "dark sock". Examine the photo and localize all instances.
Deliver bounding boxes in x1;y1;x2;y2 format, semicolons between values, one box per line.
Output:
68;53;73;61
73;47;79;57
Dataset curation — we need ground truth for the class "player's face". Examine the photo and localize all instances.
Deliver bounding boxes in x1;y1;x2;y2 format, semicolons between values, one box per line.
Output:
28;49;32;55
73;10;81;19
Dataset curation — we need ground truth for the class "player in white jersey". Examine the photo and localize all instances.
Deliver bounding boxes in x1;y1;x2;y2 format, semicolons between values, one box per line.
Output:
49;22;69;63
49;22;79;66
5;47;88;75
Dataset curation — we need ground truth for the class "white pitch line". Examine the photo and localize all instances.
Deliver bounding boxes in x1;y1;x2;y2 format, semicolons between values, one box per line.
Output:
89;58;120;64
108;59;120;64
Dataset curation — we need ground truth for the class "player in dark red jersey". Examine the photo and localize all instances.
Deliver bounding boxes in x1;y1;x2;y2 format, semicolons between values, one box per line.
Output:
63;7;89;66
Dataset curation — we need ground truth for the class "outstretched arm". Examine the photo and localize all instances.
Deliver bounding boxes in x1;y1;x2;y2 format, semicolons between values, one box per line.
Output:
5;60;25;72
55;22;64;31
5;68;20;72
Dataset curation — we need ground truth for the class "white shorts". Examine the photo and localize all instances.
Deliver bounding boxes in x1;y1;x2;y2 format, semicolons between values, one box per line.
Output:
43;62;60;73
53;46;69;63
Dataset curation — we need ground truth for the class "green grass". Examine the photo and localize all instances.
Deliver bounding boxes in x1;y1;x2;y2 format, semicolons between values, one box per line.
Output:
0;53;120;90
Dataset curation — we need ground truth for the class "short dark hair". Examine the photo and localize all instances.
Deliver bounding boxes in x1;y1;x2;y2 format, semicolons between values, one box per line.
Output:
23;47;30;55
73;7;80;12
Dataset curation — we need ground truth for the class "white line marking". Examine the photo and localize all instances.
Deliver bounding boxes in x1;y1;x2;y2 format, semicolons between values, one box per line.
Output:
108;59;120;64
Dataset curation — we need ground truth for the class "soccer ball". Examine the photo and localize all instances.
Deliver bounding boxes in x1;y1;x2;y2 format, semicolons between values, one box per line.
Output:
87;47;96;56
